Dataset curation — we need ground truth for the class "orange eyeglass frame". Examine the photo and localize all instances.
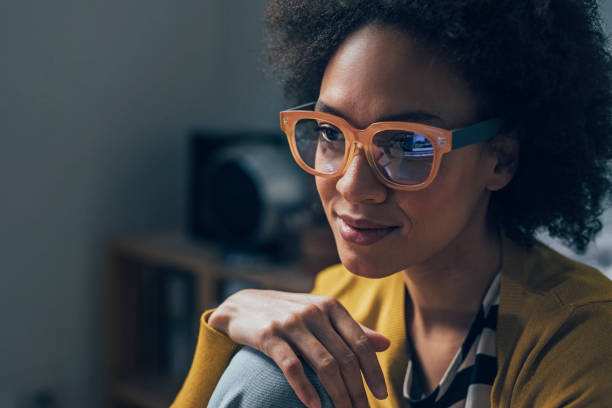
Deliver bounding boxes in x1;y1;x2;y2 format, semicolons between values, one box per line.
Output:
279;102;503;191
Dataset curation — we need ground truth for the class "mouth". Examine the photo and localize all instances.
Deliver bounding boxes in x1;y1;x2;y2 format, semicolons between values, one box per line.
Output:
336;215;399;246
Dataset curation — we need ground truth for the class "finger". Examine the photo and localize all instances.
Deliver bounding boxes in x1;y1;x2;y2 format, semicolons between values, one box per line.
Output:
263;338;322;408
286;328;353;408
359;324;391;351
309;316;370;408
325;300;388;400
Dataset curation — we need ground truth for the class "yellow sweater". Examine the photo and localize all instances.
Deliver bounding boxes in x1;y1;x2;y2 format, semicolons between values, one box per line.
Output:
172;235;612;407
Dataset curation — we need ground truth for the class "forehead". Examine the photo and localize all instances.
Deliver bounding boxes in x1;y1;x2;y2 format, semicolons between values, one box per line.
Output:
318;24;478;130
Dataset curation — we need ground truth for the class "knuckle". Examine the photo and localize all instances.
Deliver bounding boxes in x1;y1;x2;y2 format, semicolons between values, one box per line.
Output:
319;295;339;311
337;351;358;369
354;335;371;352
316;356;339;375
256;321;281;347
300;303;323;323
280;313;306;332
263;320;282;337
279;357;301;376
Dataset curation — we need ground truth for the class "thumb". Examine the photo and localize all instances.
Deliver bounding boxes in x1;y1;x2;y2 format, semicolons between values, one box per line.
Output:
359;324;391;351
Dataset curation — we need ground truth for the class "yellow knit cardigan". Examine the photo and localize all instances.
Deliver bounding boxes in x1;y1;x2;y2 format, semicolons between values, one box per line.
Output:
171;235;612;407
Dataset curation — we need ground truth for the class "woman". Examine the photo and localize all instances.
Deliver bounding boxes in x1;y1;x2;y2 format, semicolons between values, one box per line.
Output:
172;1;612;407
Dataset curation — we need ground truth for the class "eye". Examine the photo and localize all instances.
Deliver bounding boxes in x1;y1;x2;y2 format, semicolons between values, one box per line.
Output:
318;124;344;143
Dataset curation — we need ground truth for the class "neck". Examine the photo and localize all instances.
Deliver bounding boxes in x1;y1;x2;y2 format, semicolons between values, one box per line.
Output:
402;211;501;341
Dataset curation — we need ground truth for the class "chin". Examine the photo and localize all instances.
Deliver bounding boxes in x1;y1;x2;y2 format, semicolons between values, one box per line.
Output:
336;244;401;279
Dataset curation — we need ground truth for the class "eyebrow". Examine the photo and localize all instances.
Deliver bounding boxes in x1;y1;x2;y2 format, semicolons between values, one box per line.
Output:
315;100;447;128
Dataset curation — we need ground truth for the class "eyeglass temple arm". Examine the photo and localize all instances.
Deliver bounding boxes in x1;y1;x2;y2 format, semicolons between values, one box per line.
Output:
451;118;503;150
287;101;317;111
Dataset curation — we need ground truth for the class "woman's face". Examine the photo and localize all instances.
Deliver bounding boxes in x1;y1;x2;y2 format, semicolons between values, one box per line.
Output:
316;24;505;278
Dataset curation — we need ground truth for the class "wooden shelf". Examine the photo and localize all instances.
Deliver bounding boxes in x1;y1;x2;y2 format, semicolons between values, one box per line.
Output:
107;230;320;408
109;231;315;293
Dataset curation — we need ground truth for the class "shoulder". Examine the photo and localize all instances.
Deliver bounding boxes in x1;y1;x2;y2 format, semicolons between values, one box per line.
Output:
208;347;332;408
502;235;612;344
496;237;612;406
500;300;612;407
502;235;612;308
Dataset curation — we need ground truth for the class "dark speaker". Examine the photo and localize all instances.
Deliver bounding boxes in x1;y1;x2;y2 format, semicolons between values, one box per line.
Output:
188;130;312;254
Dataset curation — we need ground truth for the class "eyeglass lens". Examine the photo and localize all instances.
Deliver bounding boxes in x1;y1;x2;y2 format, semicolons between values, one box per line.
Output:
294;119;434;185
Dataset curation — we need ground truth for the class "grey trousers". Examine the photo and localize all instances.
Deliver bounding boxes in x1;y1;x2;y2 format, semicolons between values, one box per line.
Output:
208;346;334;407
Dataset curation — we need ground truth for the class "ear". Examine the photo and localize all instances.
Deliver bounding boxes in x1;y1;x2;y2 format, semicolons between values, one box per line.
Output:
484;132;519;192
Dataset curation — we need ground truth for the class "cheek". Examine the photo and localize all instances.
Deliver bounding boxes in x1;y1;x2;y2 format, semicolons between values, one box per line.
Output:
315;176;336;215
392;189;440;232
395;151;489;231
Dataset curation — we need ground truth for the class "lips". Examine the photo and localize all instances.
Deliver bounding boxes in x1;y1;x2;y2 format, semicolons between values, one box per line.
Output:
336;214;399;246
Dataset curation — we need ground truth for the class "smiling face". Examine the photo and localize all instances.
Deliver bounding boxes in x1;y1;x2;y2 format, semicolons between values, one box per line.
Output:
316;24;509;278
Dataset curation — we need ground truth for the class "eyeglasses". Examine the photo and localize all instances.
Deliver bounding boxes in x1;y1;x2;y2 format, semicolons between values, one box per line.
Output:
280;101;503;191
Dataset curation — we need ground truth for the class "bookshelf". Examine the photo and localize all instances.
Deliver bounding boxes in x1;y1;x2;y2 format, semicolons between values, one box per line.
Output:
106;231;319;408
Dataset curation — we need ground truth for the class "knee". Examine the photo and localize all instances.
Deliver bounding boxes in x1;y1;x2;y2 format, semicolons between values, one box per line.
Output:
208;347;332;408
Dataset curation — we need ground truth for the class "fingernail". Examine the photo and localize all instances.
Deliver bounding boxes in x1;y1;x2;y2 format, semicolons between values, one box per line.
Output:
376;386;388;399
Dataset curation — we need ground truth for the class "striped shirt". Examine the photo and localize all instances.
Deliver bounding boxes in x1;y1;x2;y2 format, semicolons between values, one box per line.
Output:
403;272;500;407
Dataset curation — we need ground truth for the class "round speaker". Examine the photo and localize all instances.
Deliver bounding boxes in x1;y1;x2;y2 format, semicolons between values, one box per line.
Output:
199;142;310;248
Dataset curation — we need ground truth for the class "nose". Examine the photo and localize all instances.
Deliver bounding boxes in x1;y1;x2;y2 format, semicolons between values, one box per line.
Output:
336;145;388;204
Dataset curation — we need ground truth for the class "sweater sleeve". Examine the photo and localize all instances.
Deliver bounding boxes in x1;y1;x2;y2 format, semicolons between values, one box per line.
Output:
170;309;242;408
170;265;343;407
510;302;612;407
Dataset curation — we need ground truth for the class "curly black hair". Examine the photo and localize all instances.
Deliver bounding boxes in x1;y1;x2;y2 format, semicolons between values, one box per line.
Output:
265;0;612;253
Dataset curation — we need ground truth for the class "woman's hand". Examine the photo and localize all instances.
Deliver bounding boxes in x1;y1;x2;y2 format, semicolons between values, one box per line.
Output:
208;289;390;408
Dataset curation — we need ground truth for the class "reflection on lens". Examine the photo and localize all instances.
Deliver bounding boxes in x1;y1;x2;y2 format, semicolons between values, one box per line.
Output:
372;130;433;185
295;119;345;174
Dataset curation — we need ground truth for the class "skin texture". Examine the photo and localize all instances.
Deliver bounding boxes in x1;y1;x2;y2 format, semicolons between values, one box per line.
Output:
209;24;517;407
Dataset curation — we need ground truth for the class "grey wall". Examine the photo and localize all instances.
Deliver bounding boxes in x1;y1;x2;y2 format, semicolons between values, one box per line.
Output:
603;1;612;29
0;1;283;407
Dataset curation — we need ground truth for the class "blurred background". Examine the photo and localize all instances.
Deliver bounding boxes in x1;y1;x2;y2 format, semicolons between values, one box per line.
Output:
1;1;612;407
